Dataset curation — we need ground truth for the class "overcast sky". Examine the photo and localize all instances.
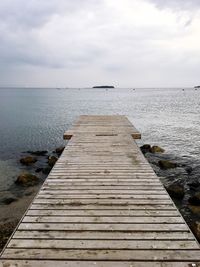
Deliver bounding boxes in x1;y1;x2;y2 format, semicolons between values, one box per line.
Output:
0;0;200;87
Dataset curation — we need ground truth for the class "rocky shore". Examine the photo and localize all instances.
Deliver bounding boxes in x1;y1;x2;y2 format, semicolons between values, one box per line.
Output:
140;144;200;241
0;146;65;251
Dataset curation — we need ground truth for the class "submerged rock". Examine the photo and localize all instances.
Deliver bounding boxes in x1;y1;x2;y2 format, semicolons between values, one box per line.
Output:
27;150;48;156
55;146;65;155
140;144;151;154
165;184;185;199
189;205;200;215
187;181;200;191
48;156;58;167
20;156;37;165
42;166;52;175
188;193;200;206
15;173;39;186
184;166;193;174
1;197;18;205
150;146;165;153
158;160;177;170
140;144;165;155
35;168;43;173
191;222;200;241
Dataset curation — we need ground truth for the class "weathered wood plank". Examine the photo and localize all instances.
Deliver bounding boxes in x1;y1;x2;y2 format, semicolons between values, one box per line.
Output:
43;182;162;186
2;249;200;261
33;199;172;204
41;186;166;191
13;230;193;240
8;239;197;249
26;209;179;216
39;189;167;194
46;178;160;181
22;216;183;224
17;223;188;231
35;194;170;200
30;203;175;210
50;173;157;177
1;260;200;267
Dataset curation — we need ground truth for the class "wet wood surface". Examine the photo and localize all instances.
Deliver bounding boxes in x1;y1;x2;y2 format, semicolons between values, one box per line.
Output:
0;115;200;267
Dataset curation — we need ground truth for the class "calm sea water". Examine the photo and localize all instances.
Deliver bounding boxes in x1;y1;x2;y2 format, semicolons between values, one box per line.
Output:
0;87;200;190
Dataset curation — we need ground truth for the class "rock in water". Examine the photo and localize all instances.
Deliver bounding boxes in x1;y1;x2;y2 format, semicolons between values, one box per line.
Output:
55;146;65;155
189;205;200;214
48;156;58;167
140;144;151;154
2;197;18;205
20;156;37;165
150;146;165;153
27;150;48;156
191;222;200;241
184;166;193;174
165;184;185;199
187;181;200;190
15;173;39;186
42;166;52;175
188;193;200;205
158;160;177;170
35;168;43;173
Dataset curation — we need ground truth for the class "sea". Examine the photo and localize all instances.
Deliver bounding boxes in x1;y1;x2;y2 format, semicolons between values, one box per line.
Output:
0;87;200;191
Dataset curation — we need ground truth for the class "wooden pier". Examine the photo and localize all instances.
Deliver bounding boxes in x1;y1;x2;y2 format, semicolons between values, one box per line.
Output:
1;115;200;266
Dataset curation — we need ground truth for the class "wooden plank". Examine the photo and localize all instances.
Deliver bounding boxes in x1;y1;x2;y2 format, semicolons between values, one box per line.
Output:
30;203;175;210
39;189;167;194
35;195;170;200
17;223;188;231
22;216;183;224
2;249;200;261
47;173;158;177
32;201;173;208
41;186;166;191
33;199;172;204
26;209;179;217
13;230;193;240
46;178;159;181
43;181;162;185
52;166;153;168
55;162;151;165
1;260;200;267
45;180;161;184
50;171;156;174
8;239;197;249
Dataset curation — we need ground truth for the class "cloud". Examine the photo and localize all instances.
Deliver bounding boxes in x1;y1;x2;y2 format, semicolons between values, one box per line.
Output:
0;0;200;87
148;0;200;11
0;0;101;29
0;0;105;67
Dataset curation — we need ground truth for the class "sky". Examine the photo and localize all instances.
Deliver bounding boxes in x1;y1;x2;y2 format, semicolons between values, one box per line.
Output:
0;0;200;88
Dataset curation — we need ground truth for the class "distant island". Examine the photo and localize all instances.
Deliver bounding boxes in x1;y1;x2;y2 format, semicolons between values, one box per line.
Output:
194;85;200;88
93;85;115;88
